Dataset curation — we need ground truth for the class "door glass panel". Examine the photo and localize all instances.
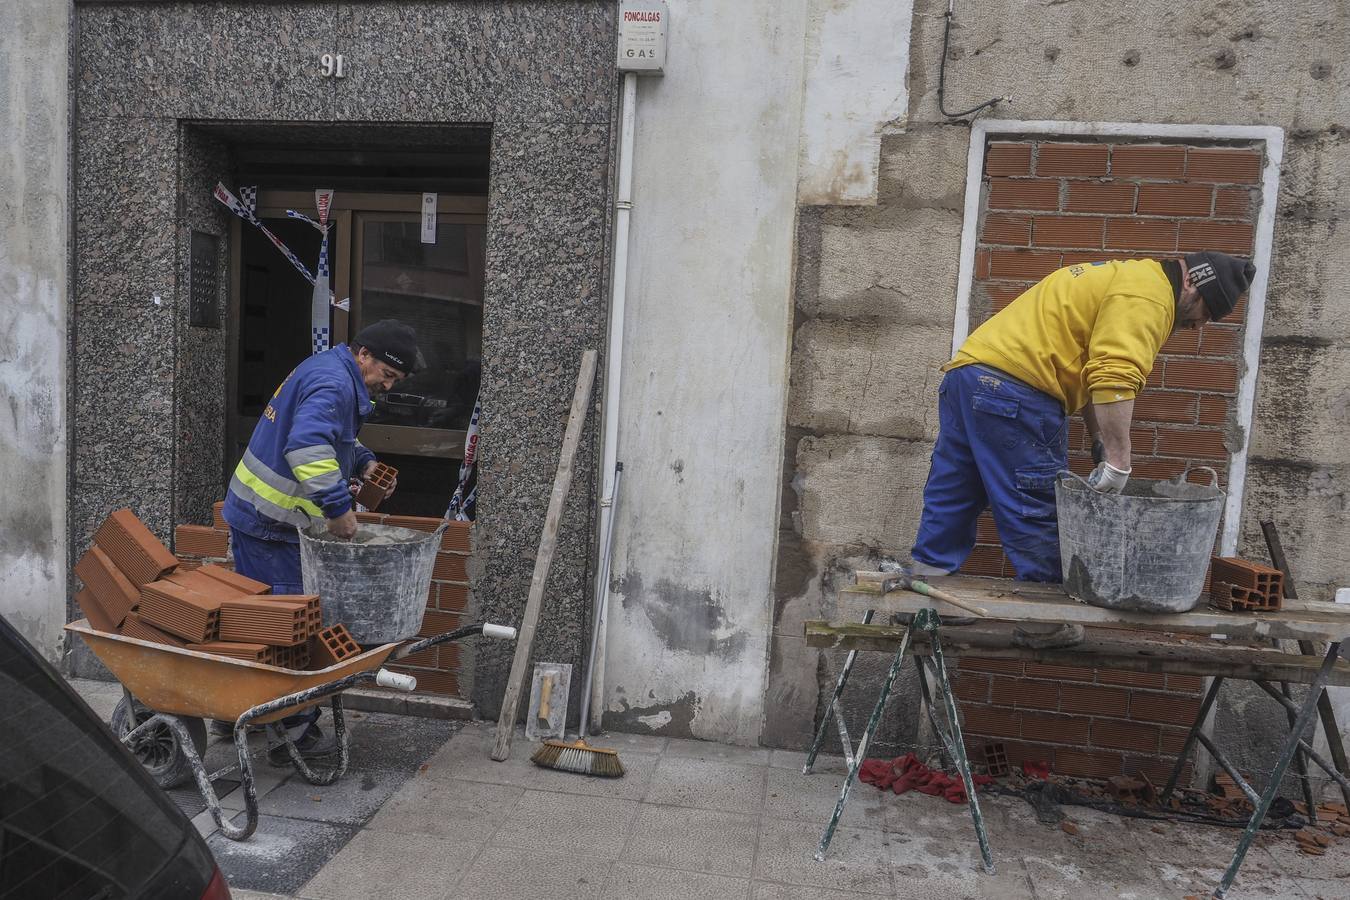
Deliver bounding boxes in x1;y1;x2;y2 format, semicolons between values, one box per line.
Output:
359;219;484;430
237;217;327;416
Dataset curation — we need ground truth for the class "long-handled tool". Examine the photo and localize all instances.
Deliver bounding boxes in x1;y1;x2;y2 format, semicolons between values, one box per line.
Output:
878;566;987;618
532;463;625;777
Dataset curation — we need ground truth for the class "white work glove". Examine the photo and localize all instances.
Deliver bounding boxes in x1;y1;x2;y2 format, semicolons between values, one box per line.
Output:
1087;461;1130;494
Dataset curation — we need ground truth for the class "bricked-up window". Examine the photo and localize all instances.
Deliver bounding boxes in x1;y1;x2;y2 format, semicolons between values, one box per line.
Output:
963;139;1261;579
954;138;1263;783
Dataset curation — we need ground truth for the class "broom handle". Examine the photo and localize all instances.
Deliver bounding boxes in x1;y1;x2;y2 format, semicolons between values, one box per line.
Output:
578;464;622;737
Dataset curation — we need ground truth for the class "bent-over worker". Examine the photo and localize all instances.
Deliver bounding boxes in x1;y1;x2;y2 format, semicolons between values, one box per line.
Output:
221;319;419;758
910;251;1256;584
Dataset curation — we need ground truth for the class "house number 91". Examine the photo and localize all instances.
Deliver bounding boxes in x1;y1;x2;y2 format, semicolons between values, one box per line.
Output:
320;53;346;78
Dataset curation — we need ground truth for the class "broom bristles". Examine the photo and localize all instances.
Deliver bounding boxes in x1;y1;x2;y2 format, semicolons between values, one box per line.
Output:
530;738;625;778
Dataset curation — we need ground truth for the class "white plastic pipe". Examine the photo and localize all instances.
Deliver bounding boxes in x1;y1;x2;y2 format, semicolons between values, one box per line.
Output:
589;72;639;731
376;669;417;692
482;623;517;641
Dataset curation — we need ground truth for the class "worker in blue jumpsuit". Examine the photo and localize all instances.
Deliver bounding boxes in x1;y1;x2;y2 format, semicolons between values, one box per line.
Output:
222;320;420;761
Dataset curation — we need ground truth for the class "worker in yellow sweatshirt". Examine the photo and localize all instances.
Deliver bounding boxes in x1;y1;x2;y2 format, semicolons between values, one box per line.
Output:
910;250;1256;582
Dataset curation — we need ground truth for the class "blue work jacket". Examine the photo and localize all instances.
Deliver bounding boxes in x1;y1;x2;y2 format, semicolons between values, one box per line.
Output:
223;345;376;543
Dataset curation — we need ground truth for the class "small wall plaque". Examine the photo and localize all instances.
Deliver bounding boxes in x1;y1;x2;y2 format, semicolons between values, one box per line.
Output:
189;230;220;328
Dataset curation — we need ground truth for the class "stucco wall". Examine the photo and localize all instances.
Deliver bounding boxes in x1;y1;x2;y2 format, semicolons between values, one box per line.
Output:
0;0;70;661
599;0;808;744
773;0;1350;781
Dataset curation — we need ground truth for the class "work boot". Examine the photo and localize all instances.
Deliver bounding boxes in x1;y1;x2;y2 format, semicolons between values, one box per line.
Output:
267;723;339;767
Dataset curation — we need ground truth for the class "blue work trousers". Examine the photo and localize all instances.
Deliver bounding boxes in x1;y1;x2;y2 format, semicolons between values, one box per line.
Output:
229;530;319;735
911;364;1067;582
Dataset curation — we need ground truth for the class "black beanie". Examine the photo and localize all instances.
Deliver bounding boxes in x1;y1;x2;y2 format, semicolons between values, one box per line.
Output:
1184;251;1256;322
353;319;421;374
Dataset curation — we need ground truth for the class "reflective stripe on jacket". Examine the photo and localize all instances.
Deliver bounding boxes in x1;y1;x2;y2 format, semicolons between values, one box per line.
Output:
223;344;377;543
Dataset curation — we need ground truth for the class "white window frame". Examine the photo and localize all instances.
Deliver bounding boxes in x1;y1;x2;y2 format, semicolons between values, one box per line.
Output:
950;120;1284;555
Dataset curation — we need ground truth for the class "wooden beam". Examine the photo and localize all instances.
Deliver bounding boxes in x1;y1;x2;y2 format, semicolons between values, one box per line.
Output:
803;621;1350;687
840;574;1350;642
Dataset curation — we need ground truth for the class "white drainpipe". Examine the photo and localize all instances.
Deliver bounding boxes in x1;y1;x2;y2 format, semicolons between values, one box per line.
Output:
589;72;638;731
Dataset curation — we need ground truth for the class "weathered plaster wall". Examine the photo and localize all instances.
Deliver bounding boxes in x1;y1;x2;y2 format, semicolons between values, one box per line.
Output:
600;0;809;744
0;0;70;661
772;0;1350;780
72;2;615;712
798;0;914;205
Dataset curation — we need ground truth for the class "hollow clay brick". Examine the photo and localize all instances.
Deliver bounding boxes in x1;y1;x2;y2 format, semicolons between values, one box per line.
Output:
95;509;179;586
175;524;230;559
988;249;1063;281
389;666;459;696
74;588;117;633
355;462;398;511
1109;144;1186;178
75;545;141;627
1178;220;1255;255
1214;187;1254;218
1185;148;1262;183
1031;215;1104;249
308;624;361;669
354;511;386;524
1136;183;1214;217
988;178;1059;211
212;501;227;530
196;563;269;595
441;521;471;553
433;552;469;582
1104;218;1178;252
188;640;274;663
1063;182;1136;214
1035;143;1109;177
219;595;318;646
984;142;1032;176
1020;712;1090;746
120;613;187;647
138;582;223;643
981;213;1032;246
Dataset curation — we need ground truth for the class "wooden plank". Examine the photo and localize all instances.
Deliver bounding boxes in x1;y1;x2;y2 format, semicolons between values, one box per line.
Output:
491;350;598;762
804;621;1350;687
840;574;1350;642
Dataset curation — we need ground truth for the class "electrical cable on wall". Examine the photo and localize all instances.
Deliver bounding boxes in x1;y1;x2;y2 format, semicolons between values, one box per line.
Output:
938;0;1011;120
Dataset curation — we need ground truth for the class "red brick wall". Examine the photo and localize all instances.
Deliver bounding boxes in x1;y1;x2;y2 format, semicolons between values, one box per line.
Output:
177;505;471;699
957;138;1263;781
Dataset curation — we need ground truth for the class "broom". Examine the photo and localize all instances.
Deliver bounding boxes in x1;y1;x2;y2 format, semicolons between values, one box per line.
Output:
532;465;625;778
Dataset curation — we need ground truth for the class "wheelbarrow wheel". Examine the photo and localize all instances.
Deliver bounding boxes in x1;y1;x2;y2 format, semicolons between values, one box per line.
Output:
110;697;207;790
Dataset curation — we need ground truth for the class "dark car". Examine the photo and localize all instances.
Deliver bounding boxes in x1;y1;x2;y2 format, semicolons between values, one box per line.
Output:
0;614;231;899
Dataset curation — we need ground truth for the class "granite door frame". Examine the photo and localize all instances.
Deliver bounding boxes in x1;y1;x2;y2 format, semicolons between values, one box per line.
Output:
70;2;619;711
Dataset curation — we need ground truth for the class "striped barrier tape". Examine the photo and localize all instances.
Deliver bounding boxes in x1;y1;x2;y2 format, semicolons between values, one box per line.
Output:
446;392;481;519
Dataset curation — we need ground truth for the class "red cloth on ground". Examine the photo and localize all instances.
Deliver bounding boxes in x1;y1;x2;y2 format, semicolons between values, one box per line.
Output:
858;753;993;804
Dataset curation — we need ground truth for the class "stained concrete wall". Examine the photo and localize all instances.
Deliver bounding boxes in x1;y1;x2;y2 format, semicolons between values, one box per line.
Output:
771;0;1350;777
0;1;70;661
600;0;918;744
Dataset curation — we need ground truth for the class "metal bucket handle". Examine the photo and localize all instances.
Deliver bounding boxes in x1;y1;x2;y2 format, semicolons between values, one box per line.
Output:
1178;464;1220;489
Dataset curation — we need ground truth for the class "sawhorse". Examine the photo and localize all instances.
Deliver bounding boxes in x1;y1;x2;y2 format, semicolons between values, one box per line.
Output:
802;606;995;873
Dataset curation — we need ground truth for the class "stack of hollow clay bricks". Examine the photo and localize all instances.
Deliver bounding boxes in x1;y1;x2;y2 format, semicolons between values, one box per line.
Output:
1209;557;1285;612
74;507;363;670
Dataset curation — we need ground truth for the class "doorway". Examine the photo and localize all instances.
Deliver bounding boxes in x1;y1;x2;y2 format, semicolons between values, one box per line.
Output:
229;191;488;516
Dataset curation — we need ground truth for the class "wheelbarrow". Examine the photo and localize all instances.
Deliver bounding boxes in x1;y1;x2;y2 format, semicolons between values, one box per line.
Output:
66;618;516;840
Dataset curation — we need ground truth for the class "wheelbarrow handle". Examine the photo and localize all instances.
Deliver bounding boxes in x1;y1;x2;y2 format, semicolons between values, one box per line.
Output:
376;669;418;692
483;623;517;640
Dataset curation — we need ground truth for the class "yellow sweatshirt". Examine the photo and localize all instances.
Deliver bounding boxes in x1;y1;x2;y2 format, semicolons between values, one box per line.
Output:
947;259;1176;413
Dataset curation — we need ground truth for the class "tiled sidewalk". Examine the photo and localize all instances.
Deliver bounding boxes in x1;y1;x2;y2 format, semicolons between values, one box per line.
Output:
256;723;1337;899
68;680;1342;899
